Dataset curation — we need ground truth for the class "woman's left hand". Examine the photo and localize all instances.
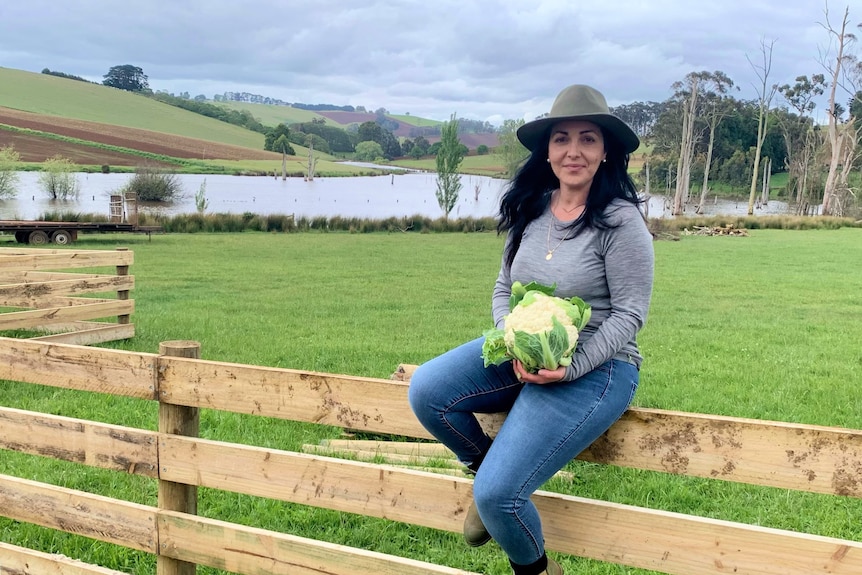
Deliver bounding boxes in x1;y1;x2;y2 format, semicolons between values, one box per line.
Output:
513;360;566;385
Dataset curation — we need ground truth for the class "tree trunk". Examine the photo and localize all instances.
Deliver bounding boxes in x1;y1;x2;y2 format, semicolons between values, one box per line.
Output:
821;7;850;215
696;123;717;214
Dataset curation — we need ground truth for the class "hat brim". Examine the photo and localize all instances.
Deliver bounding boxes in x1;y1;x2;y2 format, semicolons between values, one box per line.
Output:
517;114;640;154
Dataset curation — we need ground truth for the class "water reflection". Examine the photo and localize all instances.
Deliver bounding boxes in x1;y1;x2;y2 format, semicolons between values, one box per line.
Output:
0;171;792;221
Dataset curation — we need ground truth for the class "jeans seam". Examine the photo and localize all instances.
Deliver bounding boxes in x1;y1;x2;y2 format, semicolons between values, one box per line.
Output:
439;381;521;457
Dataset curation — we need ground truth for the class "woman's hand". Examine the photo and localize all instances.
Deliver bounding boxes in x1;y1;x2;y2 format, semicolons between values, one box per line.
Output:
513;360;566;385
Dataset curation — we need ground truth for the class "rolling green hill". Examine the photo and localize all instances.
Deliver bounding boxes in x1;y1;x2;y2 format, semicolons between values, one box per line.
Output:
214;101;334;127
0;67;265;149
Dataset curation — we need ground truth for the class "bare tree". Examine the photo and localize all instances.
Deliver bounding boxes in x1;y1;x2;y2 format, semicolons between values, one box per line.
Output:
671;71;711;215
695;72;736;213
819;4;860;215
778;74;827;213
746;38;778;215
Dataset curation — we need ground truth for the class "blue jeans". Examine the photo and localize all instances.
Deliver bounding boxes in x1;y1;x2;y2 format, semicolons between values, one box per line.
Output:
408;337;639;565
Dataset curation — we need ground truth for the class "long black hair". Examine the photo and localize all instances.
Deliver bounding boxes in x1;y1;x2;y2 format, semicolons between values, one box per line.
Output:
497;125;642;267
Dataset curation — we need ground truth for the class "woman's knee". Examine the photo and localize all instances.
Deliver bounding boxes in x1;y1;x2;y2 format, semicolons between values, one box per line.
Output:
407;363;437;414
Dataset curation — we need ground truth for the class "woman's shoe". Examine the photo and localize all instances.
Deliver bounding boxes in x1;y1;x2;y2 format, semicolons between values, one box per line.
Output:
463;500;491;547
541;558;563;574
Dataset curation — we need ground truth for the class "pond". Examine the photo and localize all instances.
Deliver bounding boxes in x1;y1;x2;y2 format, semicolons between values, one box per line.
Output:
1;171;793;221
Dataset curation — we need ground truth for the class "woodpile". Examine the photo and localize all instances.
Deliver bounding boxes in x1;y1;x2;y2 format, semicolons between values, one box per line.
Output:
682;224;749;236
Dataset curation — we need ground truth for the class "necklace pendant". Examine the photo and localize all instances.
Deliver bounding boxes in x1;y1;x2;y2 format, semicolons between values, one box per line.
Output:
545;252;553;260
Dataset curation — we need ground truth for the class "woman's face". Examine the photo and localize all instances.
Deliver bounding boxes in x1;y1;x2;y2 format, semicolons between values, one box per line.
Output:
547;120;606;194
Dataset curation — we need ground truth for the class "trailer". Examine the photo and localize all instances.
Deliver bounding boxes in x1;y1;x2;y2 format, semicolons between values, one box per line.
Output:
0;192;162;245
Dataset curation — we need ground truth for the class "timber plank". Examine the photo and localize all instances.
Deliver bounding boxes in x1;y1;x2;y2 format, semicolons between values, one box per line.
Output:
30;323;136;345
158;358;431;438
159;435;472;533
395;364;862;497
158;437;862;575
0;249;134;271
0;275;134;307
0;407;158;477
158;511;481;575
0;474;157;553
0;300;134;330
0;541;129;574
0;337;156;399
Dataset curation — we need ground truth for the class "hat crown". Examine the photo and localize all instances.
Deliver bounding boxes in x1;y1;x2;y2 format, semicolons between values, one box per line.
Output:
549;84;610;119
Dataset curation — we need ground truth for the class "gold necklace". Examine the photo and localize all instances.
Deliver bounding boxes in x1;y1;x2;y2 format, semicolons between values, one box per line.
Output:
546;201;574;261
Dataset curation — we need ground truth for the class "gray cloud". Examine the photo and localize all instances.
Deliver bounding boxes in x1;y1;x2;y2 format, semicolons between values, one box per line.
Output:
0;0;853;123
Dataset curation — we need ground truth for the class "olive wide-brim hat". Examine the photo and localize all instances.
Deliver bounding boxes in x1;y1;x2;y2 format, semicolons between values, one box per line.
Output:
516;84;640;154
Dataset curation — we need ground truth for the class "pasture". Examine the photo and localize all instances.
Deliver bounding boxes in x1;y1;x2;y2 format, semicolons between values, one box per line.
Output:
0;227;860;574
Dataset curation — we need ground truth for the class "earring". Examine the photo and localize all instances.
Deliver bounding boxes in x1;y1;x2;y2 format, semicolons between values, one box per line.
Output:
602;158;607;163
546;158;550;163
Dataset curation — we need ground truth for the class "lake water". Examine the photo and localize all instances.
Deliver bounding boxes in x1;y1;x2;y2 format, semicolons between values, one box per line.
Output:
1;171;793;221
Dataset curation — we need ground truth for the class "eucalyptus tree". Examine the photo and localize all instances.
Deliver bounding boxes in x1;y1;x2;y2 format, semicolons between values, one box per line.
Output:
778;74;826;212
435;114;466;219
819;4;860;215
670;71;710;215
694;72;737;213
746;38;778;215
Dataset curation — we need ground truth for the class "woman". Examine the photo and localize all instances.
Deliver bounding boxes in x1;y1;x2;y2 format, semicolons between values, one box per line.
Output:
408;84;654;575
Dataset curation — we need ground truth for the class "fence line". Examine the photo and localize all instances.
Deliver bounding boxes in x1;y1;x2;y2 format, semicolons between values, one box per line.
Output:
1;337;861;574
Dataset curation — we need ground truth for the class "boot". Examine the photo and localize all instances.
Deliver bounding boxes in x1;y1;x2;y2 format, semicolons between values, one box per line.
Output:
463;500;491;547
540;558;563;575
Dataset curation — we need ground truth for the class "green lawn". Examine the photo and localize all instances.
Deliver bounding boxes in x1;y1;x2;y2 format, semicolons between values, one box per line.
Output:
1;228;861;574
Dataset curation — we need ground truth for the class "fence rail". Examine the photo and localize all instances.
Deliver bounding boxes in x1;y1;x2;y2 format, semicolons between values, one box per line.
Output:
1;337;861;574
0;247;134;344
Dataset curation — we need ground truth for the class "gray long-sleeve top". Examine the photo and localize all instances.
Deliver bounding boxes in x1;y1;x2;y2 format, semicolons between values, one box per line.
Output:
492;199;654;381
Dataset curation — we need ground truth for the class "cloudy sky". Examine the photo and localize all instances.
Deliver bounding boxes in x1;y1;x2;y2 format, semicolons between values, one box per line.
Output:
0;1;857;124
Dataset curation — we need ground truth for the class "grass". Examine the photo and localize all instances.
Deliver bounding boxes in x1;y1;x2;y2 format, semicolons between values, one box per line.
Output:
0;67;265;149
1;228;862;574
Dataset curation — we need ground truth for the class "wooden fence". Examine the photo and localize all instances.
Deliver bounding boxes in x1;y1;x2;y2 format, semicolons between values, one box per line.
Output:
1;338;861;574
0;247;134;345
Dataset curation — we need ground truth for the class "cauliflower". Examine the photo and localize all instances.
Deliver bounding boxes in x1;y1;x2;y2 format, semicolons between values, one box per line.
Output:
482;281;591;373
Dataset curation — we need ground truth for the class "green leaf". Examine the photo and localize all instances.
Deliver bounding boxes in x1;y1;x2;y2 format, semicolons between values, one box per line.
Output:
509;280;557;311
481;328;510;367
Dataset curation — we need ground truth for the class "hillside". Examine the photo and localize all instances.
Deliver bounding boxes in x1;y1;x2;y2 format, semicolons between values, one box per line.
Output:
0;67;265;149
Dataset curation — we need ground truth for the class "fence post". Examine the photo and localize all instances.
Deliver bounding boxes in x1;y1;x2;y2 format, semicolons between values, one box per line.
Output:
116;248;130;326
157;340;201;575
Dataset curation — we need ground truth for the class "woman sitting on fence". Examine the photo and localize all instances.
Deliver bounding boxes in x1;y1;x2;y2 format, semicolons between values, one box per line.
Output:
408;84;654;575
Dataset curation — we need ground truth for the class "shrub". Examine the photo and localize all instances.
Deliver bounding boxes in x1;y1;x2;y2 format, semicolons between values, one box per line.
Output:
38;155;80;200
124;165;183;202
0;145;21;199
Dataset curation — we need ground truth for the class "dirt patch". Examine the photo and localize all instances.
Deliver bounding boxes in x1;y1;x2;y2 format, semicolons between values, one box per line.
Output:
0;107;282;161
0;130;175;167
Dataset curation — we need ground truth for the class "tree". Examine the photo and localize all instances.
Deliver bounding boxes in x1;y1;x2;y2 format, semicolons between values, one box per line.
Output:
354;141;385;162
103;65;149;92
778;74;827;212
695;72;736;213
746;38;778;214
435;114;466;219
265;124;295;153
476;144;489;155
819;4;859;215
495;119;528;178
38;155;80;199
671;71;712;215
0;145;21;199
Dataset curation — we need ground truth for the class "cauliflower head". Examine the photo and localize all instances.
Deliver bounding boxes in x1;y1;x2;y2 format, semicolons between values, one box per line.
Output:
482;282;591;373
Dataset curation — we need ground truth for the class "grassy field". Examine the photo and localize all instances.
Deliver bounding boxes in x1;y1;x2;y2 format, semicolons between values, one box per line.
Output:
389;113;442;127
214;100;335;127
1;228;861;574
0;67;265;149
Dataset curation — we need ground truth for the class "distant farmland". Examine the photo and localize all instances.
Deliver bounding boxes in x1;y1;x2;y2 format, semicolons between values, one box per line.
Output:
0;107;282;162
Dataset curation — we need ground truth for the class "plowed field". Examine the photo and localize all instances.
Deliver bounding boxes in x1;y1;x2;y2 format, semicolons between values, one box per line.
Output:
0;130;176;166
0;107;282;162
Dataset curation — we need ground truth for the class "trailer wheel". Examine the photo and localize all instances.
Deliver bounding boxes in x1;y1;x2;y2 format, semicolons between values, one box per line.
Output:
51;230;73;245
28;230;50;246
14;231;28;244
